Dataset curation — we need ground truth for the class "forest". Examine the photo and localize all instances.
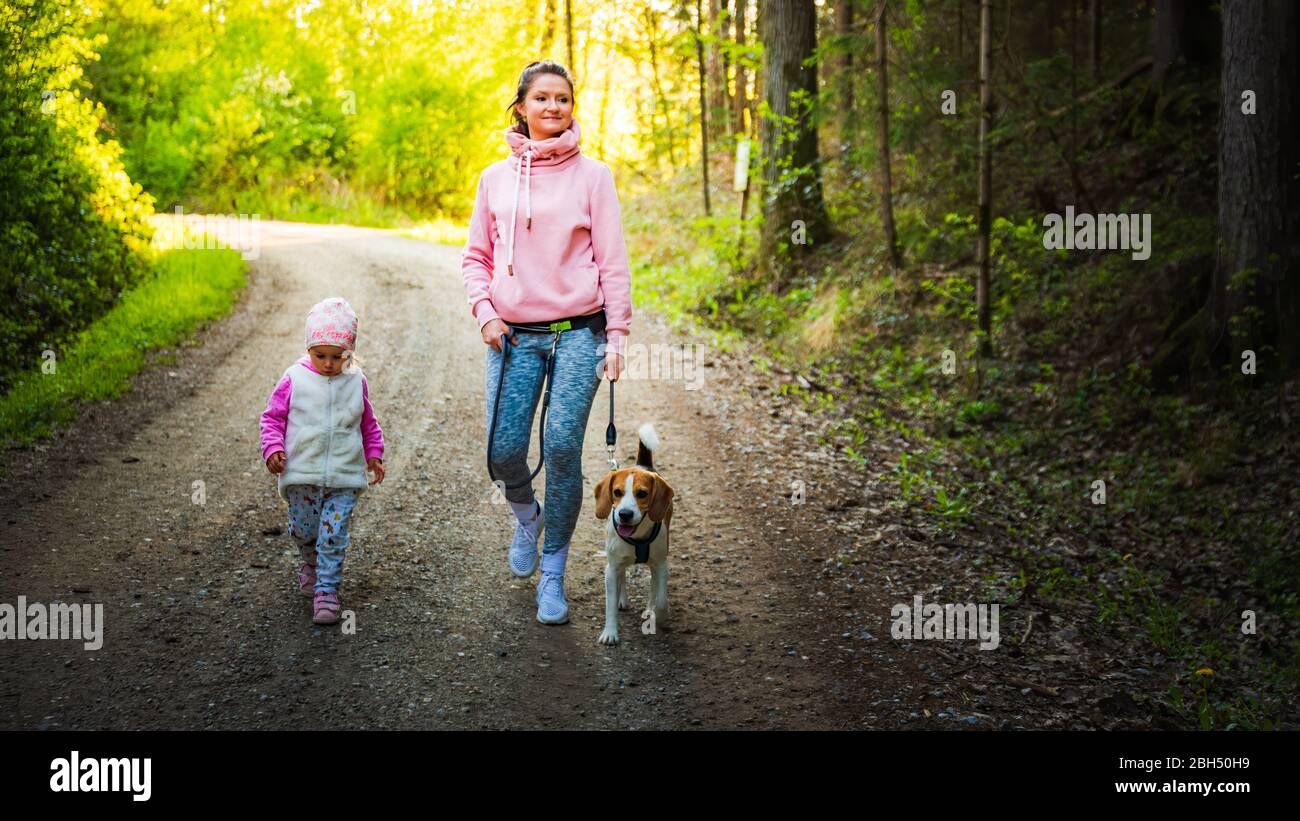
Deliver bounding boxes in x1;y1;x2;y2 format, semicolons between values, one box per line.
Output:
1;0;1296;731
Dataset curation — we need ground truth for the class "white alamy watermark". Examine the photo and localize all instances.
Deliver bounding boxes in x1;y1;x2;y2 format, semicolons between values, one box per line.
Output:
0;596;103;651
1042;205;1152;261
599;342;706;390
154;206;262;260
890;594;1000;650
50;751;151;802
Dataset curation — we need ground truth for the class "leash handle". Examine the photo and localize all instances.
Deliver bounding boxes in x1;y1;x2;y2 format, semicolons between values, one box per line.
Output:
605;372;618;470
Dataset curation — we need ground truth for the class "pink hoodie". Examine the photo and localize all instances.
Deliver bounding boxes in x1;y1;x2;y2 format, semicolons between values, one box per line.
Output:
461;118;631;356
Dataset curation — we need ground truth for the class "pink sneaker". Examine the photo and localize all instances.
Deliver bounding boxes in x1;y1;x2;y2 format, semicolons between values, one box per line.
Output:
297;563;317;597
313;590;342;625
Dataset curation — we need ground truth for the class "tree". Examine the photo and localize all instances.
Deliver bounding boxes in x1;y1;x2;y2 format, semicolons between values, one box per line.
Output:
540;0;557;58
757;0;830;285
564;0;574;72
1150;0;1217;102
707;0;732;142
1089;0;1102;84
835;0;855;147
874;0;900;268
976;0;992;356
733;0;750;135
696;0;712;214
1210;0;1300;373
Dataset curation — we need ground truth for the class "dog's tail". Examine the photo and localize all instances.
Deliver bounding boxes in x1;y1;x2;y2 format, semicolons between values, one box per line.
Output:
636;423;660;471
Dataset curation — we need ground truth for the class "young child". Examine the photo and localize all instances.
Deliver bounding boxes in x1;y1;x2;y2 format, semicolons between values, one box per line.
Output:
259;297;385;625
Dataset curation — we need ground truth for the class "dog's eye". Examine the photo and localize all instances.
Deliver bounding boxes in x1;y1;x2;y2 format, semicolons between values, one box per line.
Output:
635;490;648;499
613;489;623;497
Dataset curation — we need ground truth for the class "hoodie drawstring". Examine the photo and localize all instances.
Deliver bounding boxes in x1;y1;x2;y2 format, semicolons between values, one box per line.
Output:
507;149;533;276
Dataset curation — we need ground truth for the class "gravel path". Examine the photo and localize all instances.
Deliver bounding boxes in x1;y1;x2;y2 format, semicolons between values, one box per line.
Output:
1;219;931;730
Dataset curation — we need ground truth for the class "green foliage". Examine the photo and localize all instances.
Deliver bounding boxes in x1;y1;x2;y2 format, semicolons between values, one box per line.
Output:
0;0;156;394
0;228;246;445
87;0;522;220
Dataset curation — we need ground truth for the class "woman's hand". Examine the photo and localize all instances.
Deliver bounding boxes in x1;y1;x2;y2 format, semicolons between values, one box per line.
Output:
266;451;286;474
481;319;517;352
604;350;624;381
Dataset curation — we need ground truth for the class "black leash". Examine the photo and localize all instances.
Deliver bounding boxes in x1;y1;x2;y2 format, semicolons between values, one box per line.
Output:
486;322;660;564
486;321;618;491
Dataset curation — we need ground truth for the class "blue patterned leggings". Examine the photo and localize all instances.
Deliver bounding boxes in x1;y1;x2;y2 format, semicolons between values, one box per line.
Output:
485;324;606;555
285;485;360;593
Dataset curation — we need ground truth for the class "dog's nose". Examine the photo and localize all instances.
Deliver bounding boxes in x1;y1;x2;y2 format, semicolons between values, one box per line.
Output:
617;509;635;522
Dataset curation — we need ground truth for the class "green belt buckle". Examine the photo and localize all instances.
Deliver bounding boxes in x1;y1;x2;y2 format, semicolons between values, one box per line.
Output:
549;320;572;332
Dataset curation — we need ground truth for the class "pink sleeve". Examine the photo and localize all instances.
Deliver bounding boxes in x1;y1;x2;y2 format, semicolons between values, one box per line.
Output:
360;375;385;461
590;164;632;357
461;170;501;330
260;374;292;461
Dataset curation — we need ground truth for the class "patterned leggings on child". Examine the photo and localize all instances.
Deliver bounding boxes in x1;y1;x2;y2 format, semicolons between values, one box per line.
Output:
285;485;360;593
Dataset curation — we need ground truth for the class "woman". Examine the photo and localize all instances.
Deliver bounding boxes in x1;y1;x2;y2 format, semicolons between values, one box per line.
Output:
461;60;631;625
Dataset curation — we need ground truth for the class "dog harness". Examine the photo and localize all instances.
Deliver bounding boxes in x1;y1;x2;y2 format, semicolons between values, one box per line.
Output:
612;515;662;564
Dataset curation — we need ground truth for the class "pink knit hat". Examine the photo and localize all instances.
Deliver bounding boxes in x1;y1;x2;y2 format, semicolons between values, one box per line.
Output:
304;297;358;352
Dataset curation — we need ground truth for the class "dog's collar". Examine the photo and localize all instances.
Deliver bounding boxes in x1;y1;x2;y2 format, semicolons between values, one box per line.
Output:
611;514;661;564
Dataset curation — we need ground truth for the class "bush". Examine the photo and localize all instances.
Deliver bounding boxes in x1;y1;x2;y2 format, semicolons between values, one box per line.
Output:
0;0;155;393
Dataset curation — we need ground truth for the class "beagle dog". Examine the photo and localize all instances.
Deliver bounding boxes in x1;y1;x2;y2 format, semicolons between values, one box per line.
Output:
593;423;675;646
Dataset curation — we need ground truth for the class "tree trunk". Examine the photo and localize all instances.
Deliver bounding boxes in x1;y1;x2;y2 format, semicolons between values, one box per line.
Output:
707;0;732;141
697;0;712;214
874;0;900;268
751;0;763;136
1211;0;1300;373
597;15;613;159
1089;0;1102;84
1030;0;1060;60
733;0;750;135
1150;0;1218;95
957;0;963;62
976;0;993;356
758;0;830;285
645;7;678;168
540;0;557;57
836;0;855;148
564;0;574;70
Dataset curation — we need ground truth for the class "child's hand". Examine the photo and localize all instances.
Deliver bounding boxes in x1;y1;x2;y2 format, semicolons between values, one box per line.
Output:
367;458;385;486
266;452;286;474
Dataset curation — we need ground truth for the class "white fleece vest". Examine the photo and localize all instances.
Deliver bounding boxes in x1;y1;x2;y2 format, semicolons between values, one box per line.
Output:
277;363;368;500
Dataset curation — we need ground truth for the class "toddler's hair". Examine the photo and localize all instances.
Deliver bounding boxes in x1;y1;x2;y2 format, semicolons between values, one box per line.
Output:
343;350;364;374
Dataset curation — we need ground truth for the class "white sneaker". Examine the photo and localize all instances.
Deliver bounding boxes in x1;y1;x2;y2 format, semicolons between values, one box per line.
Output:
508;502;543;577
535;572;569;624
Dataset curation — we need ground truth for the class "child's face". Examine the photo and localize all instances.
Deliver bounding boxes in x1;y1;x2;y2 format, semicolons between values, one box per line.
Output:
309;345;348;376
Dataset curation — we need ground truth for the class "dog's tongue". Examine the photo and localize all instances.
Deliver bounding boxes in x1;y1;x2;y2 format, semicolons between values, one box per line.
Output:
616;523;636;538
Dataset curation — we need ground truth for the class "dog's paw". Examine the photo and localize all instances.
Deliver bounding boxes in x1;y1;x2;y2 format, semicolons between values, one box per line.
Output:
617;592;630;610
597;627;620;646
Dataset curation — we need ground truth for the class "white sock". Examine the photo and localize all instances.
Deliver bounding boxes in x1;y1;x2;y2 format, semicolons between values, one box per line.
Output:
541;543;569;576
509;498;540;526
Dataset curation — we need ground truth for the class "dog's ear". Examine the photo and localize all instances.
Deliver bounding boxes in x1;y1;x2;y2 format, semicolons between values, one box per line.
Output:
594;472;615;519
647;473;675;522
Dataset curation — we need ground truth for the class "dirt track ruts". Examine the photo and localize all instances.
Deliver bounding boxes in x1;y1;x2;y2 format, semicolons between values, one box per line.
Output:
0;219;937;730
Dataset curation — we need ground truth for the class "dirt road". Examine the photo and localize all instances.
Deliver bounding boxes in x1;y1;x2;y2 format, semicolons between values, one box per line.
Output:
10;218;1160;731
2;220;932;729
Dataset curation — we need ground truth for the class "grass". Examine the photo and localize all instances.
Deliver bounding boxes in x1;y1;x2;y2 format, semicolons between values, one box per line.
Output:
0;221;247;447
622;154;1296;729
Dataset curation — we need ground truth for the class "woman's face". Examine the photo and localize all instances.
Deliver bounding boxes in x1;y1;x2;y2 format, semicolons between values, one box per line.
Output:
516;73;573;140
